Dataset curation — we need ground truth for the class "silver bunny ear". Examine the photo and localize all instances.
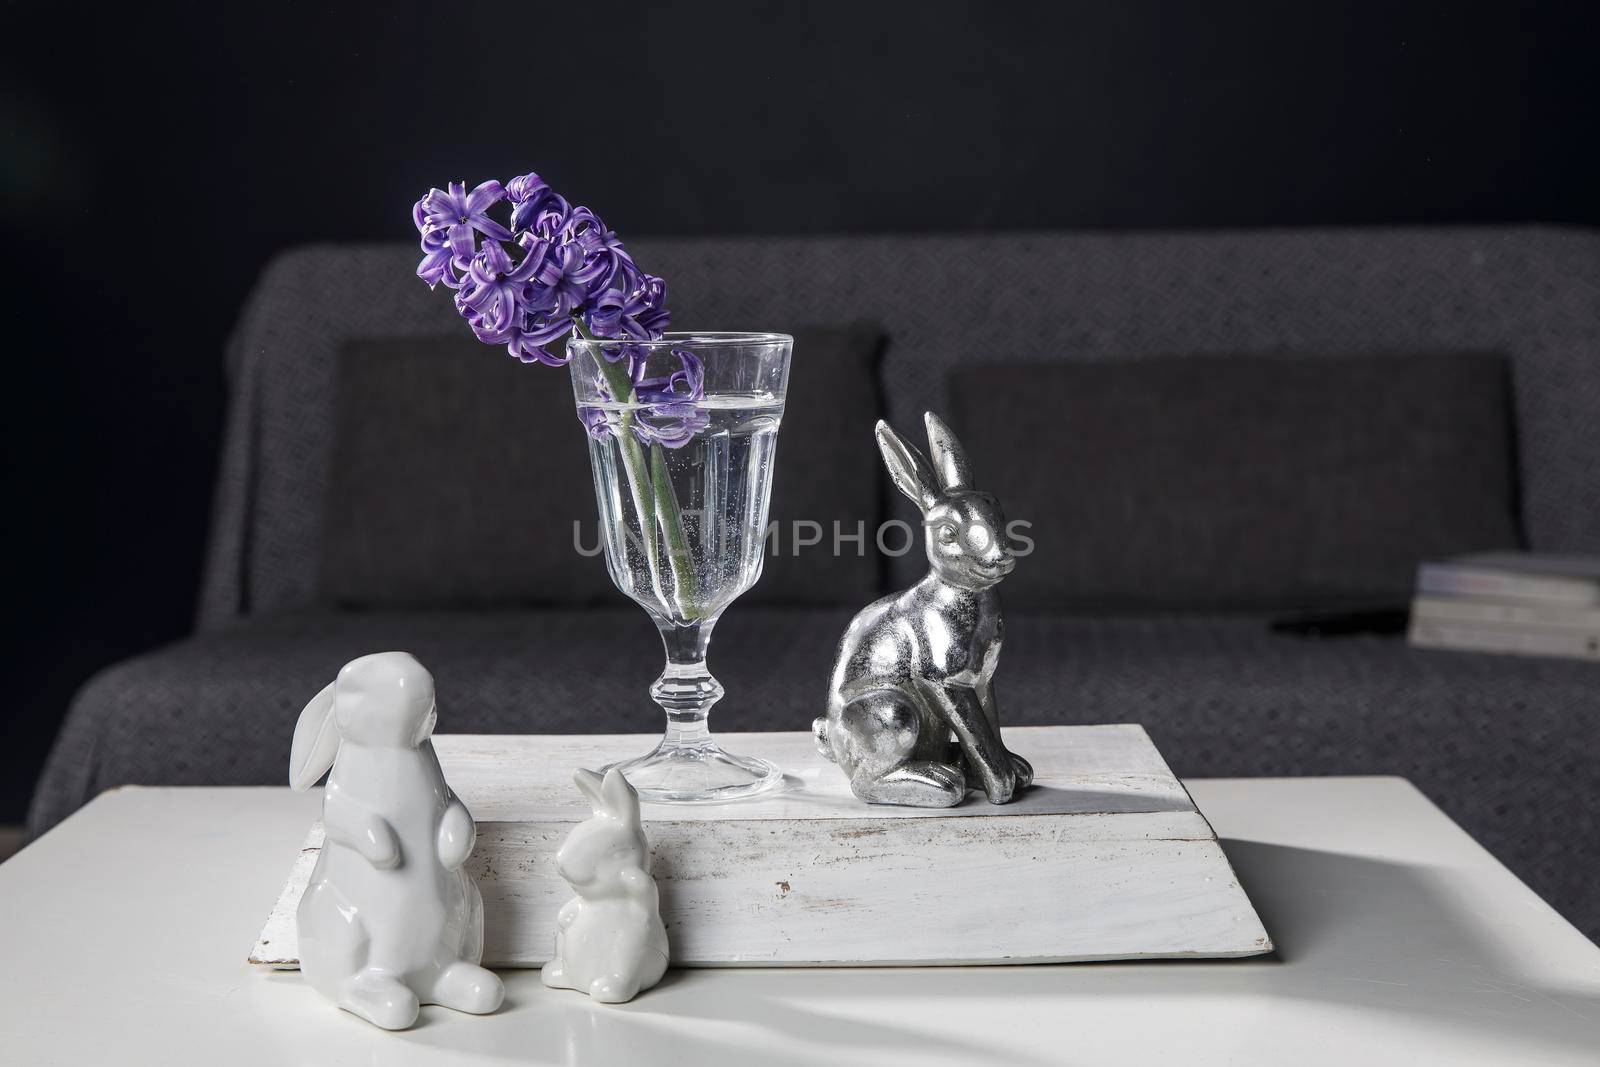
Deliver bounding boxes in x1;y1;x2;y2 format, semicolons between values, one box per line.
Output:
876;420;939;512
573;767;606;813
289;680;340;791
600;767;640;821
923;411;972;491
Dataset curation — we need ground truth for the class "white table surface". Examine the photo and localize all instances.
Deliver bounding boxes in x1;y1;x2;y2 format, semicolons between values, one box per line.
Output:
1;777;1595;1066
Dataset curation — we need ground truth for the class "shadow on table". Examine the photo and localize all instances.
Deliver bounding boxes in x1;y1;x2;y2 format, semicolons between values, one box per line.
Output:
394;972;1055;1067
391;840;1599;1064
1217;839;1600;1051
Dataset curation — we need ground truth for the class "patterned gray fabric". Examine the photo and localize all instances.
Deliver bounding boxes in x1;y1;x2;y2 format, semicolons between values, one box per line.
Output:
30;607;1600;938
197;229;1600;619
31;228;1600;945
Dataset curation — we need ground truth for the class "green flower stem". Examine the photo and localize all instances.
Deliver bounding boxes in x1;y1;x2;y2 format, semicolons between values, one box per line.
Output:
573;320;698;619
617;427;667;604
650;442;695;617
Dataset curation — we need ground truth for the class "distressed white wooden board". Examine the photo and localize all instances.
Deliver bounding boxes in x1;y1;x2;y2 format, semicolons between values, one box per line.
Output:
252;725;1271;967
431;725;1199;822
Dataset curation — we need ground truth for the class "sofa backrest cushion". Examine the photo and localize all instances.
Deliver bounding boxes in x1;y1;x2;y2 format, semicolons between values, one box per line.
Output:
320;336;613;607
948;352;1521;610
755;322;889;604
199;230;1600;626
318;324;886;608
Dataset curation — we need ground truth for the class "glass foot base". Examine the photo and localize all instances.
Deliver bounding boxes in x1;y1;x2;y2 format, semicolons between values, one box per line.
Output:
609;738;783;803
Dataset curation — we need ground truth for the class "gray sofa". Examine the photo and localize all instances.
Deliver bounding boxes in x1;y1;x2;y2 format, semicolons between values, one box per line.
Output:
33;227;1600;939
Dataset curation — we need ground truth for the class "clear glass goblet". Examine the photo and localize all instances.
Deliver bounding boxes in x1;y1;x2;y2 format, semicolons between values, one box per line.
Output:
568;332;791;802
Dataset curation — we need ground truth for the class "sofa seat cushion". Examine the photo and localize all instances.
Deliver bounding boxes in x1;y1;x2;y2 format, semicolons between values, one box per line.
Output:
29;606;852;838
32;608;1599;938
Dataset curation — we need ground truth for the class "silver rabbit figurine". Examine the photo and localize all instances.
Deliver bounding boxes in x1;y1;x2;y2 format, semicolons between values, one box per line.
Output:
815;412;1032;807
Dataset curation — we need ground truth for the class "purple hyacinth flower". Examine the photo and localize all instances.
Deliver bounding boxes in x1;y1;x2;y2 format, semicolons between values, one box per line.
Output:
415;227;465;290
507;317;576;365
412;198;461;289
506;172;572;239
632;349;708;447
417;180;512;260
576;404;618;439
633;274;670;337
584;275;671;342
413;168;696;442
572;365;625;438
505;171;550;205
635;349;703;407
562;206;637;296
528;239;591;320
455;240;537;343
633;401;711;448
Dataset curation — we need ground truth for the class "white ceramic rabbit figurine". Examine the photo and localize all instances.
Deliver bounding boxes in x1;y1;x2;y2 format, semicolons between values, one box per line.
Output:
542;767;670;1004
289;651;504;1030
814;412;1033;807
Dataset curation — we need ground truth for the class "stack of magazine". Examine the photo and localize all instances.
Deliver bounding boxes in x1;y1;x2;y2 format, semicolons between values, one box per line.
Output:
1409;553;1600;661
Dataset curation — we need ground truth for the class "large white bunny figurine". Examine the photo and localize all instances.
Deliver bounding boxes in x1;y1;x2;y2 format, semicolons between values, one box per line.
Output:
542;767;670;1004
289;651;504;1030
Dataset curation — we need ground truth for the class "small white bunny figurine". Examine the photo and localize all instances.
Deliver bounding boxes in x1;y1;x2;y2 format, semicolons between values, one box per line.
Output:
289;651;504;1030
542;767;670;1004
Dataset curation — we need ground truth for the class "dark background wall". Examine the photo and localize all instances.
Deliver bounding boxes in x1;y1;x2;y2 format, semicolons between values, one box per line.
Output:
4;1;1597;822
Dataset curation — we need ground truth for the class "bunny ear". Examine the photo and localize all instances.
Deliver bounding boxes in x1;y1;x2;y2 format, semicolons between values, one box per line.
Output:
875;420;939;512
289;681;340;791
600;767;640;822
573;767;606;813
923;412;972;491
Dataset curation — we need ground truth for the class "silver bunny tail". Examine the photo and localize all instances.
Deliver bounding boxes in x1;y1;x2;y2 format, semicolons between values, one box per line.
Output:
812;716;836;761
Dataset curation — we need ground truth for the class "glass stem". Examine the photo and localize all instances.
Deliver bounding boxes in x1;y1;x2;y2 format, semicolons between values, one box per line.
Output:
651;618;723;748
